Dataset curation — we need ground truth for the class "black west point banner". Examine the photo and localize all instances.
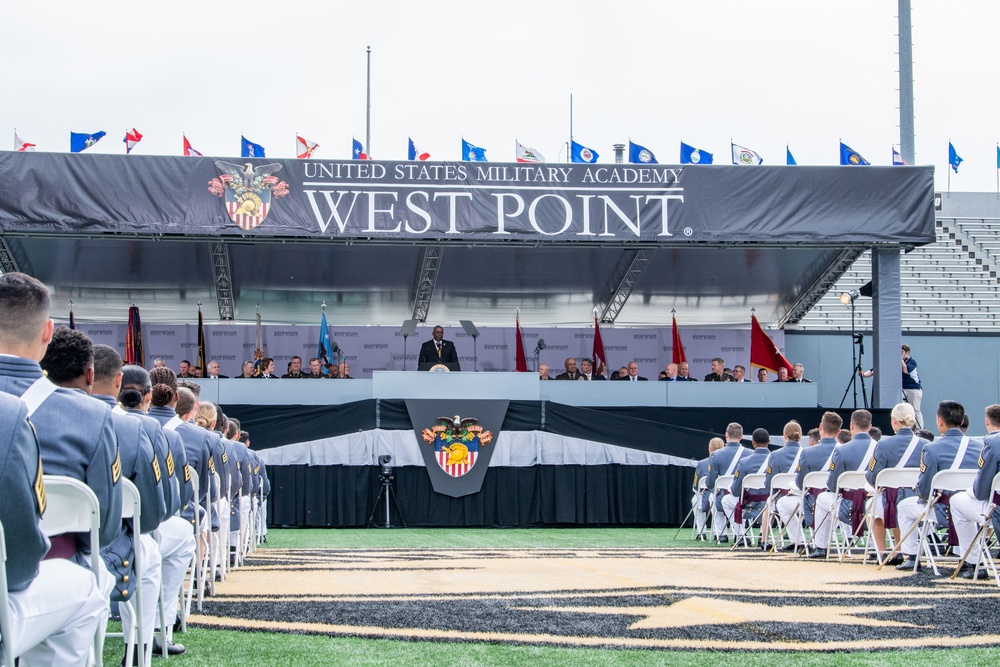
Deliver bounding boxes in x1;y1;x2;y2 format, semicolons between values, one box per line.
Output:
0;152;935;244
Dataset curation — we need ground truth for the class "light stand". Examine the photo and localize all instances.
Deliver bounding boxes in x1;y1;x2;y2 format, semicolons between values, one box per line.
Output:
838;290;870;410
367;455;406;528
398;319;418;371
459;319;479;371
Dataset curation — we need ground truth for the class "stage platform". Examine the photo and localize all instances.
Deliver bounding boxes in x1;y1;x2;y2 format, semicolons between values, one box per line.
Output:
221;380;886;529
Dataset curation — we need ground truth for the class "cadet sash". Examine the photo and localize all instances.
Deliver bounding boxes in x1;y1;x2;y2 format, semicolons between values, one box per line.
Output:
724;445;744;476
20;375;58;417
894;435;921;469
949;436;971;470
163;415;184;432
112;405;127;416
856;440;879;473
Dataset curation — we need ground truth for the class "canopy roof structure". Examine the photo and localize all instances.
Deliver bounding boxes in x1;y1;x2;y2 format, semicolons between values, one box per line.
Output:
0;152;935;327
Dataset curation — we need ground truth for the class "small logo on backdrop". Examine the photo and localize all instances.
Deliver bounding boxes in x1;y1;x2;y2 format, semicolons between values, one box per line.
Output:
209;161;289;231
421;415;493;478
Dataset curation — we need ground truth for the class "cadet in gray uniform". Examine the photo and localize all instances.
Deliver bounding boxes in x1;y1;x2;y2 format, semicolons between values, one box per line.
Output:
0;273;121;597
811;410;880;558
705;422;750;543
774;411;842;549
692;438;723;540
0;390;107;665
119;365;197;647
951;403;1000;579
895;400;981;571
722;428;772;545
764;421;804;551
87;345;166;662
864;402;926;564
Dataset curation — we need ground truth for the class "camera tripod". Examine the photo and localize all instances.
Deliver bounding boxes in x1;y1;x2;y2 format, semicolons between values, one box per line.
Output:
367;469;406;528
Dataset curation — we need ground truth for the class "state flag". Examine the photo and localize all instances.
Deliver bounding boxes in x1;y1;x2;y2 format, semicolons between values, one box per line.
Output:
839;142;869;166
629;140;658;164
297;135;319;159
352;138;368;160
516;140;545;163
949;142;963;173
731;143;762;165
70;130;106;153
461;138;487;161
241;135;266;158
892;146;906;165
786;146;797;165
15;132;35;152
680;142;712;164
571;140;598;163
183;134;203;157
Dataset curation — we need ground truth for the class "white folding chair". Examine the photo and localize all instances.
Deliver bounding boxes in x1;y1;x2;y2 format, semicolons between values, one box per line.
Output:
691;477;709;541
914;469;980;575
733;473;768;548
799;471;830;557
828;471;873;562
712;475;735;542
181;469;211;617
210;471;224;587
951;472;1000;586
0;520;15;667
766;472;797;551
867;468;920;564
38;475;104;667
105;479;146;667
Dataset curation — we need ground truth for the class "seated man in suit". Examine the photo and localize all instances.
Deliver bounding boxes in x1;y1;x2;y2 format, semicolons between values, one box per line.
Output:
417;326;459;368
615;361;647;381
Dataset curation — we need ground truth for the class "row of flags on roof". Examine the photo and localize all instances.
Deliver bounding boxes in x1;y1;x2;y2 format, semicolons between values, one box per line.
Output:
11;130;992;171
77;302;793;378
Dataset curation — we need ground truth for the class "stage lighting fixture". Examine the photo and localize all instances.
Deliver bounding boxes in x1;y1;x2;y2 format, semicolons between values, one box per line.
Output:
839;289;860;305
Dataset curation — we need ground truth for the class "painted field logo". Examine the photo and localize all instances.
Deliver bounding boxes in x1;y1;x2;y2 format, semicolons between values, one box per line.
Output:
421;415;493;479
209;161;289;231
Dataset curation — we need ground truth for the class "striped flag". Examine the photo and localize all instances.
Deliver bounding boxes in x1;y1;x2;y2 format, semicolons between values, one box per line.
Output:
125;305;144;367
123;128;143;154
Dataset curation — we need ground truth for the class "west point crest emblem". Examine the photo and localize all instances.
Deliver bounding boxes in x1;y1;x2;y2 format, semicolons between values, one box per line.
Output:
209;161;289;231
422;415;493;478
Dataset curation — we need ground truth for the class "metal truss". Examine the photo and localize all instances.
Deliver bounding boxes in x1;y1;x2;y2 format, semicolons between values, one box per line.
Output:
0;237;19;274
210;242;236;321
411;246;444;323
597;248;658;323
778;247;867;327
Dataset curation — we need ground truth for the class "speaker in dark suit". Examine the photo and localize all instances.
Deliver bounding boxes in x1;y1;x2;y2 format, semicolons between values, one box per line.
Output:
418;325;460;368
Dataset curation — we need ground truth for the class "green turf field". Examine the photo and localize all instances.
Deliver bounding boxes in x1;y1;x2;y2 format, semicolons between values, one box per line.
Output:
102;528;1000;666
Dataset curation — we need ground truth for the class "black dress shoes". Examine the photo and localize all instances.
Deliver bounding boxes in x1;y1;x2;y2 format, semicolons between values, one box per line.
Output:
806;548;827;559
882;554;905;567
778;544;798;552
960;565;991;580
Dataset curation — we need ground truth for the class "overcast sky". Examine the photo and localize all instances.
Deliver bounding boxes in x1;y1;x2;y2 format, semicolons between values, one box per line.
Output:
4;1;998;192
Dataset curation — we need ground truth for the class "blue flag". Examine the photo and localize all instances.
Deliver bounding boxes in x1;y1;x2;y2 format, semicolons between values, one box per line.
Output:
997;145;1000;169
571;140;599;163
461;138;487;161
786;146;797;166
949;142;963;173
70;131;106;153
628;140;658;164
679;142;712;165
839;142;869;166
318;310;332;369
241;135;266;158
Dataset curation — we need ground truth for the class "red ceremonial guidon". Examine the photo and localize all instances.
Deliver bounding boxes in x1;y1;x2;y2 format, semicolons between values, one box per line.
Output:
183;135;203;157
592;316;607;378
671;314;687;365
750;313;793;374
514;314;528;372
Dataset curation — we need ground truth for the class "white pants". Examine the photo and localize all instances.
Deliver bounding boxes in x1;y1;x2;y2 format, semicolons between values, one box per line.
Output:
692;492;707;536
813;491;839;549
119;533;162;657
231;494;250;549
155;515;196;628
775;494;805;545
951;490;990;565
896;496;934;556
6;559;106;667
712;494;733;538
212;497;230;570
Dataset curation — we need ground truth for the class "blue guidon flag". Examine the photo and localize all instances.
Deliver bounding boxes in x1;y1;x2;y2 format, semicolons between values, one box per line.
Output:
422;415;494;478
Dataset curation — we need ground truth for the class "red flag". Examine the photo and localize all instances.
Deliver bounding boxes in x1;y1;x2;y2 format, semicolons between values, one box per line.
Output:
671;314;687;365
514;314;528;372
125;305;144;367
750;314;793;374
592;317;607;378
183;134;203;157
197;307;207;375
